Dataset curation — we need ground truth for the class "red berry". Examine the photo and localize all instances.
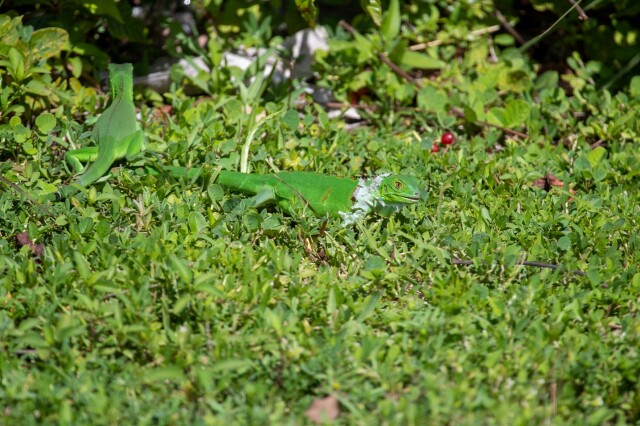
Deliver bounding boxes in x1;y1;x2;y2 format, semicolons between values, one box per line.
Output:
441;131;455;145
431;144;440;153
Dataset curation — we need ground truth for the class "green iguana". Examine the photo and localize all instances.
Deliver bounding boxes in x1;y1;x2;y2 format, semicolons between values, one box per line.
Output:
154;166;421;226
65;63;144;188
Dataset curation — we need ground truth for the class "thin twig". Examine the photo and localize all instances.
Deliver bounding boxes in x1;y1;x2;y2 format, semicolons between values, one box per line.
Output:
0;175;53;216
520;0;585;52
567;0;588;20
493;10;526;45
378;53;423;89
453;258;585;276
339;20;423;89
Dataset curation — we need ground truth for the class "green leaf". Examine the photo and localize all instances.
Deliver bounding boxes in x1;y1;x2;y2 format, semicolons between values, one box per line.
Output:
417;85;448;113
356;292;380;322
557;236;571;251
361;0;383;26
74;0;124;23
364;255;386;274
294;0;318;27
68;56;83;78
399;51;444;70
188;211;208;233
587;147;607;167
283;109;300;129
630;76;640;98
142;366;185;383
494;34;515;46
167;254;193;284
503;99;531;127
30;27;69;60
380;0;400;42
536;70;559;91
8;47;25;81
263;308;283;336
35;113;56;133
25;80;51;97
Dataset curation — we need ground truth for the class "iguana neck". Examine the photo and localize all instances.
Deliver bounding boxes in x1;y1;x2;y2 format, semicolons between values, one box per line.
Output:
339;174;390;226
108;64;133;102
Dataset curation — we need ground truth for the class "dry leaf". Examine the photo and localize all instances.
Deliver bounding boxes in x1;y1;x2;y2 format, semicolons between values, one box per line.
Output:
532;173;575;201
305;395;339;424
15;232;44;258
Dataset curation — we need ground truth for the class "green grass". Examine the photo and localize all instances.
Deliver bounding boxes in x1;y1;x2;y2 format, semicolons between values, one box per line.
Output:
2;107;639;423
2;3;640;424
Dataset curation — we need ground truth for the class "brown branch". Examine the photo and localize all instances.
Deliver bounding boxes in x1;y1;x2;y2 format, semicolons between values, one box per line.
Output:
493;9;526;45
378;52;423;89
338;20;423;89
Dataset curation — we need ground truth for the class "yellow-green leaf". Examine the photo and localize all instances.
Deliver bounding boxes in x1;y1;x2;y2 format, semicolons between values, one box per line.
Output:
587;146;607;167
30;27;69;60
361;0;383;26
400;51;444;70
503;99;531;127
294;0;318;27
35;113;56;133
380;0;400;42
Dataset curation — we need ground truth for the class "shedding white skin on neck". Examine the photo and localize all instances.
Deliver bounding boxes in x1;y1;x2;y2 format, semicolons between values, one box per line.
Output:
339;174;389;226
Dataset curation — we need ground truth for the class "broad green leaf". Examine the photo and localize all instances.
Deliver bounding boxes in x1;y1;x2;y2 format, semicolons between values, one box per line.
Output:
399;51;444;70
503;99;531;127
361;0;383;26
30;27;69;60
536;70;559;91
630;75;640;98
294;0;318;27
283;109;300;129
35;113;56;133
417;85;448;113
68;56;83;78
356;292;380;322
557;236;571;251
74;0;124;23
142;366;185;383
188;211;208;233
380;0;400;42
8;47;25;81
592;166;607;182
0;15;13;39
587;146;607;167
353;32;374;63
26;80;51;97
168;254;193;284
364;255;386;274
498;68;530;93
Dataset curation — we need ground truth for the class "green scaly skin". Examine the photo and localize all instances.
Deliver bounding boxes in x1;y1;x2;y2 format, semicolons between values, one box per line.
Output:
153;166;420;224
64;63;144;189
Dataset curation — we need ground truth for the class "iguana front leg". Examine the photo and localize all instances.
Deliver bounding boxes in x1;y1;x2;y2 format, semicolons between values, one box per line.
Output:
66;129;144;187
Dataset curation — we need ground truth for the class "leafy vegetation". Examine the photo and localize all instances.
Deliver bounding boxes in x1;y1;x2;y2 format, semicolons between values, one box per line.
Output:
1;0;639;423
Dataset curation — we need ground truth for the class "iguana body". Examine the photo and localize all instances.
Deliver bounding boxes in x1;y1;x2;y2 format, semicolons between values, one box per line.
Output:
65;63;144;187
156;166;420;225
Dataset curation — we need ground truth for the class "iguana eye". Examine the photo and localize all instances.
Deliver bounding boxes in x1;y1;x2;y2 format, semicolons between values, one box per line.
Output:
394;181;403;189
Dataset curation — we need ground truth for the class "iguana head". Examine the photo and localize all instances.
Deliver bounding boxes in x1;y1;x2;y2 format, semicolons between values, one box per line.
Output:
379;174;421;204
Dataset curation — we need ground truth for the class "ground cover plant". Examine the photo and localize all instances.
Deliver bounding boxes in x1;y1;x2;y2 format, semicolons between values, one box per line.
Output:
1;0;640;424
